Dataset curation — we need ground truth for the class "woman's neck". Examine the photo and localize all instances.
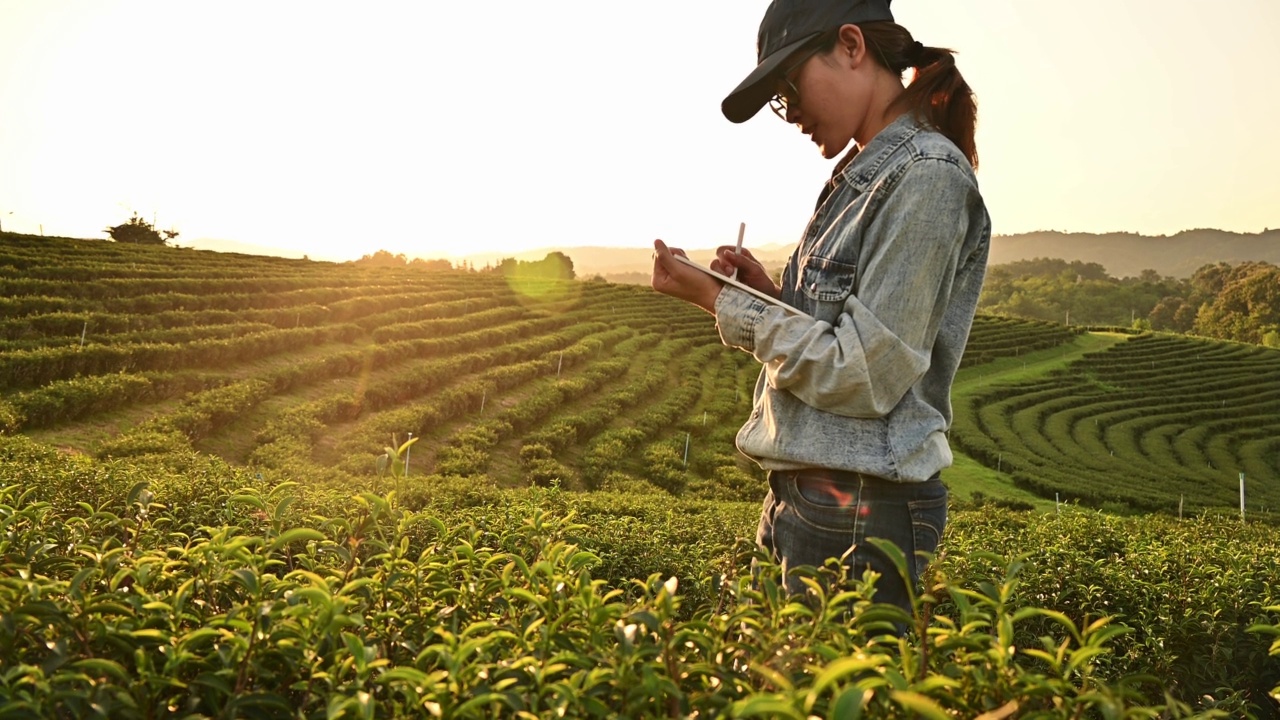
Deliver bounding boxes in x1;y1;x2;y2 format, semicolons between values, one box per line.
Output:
853;76;907;149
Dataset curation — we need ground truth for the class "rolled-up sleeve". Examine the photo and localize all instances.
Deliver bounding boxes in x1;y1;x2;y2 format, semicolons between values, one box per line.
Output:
713;285;773;349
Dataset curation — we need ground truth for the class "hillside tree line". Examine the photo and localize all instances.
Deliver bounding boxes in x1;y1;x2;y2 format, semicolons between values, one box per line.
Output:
979;258;1280;347
350;251;574;282
351;249;453;271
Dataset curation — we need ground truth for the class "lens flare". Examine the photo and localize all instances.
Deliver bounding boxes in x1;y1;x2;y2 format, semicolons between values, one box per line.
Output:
502;265;582;310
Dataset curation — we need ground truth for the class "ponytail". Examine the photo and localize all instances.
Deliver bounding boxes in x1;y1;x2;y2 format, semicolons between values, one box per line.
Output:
828;23;979;169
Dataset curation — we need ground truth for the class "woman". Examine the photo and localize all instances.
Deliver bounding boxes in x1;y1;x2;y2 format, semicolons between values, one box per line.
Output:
651;0;990;614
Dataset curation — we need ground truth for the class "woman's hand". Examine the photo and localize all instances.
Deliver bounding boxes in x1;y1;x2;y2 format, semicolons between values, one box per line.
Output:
651;239;722;313
710;245;781;300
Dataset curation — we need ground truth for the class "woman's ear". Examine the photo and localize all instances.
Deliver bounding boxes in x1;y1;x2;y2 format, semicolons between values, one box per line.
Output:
836;24;866;67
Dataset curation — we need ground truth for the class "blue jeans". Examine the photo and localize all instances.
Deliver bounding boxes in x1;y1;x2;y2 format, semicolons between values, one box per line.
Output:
756;469;948;613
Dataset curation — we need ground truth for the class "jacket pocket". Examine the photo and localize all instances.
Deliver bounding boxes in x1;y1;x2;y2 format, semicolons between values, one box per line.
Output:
799;256;857;318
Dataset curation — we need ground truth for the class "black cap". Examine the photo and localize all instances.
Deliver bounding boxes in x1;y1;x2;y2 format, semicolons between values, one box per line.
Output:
721;0;894;123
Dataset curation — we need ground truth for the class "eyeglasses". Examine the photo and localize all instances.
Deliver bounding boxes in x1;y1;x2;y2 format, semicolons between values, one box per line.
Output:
768;42;827;120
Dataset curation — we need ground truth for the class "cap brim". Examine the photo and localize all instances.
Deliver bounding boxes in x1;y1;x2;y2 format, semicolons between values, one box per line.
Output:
721;32;821;124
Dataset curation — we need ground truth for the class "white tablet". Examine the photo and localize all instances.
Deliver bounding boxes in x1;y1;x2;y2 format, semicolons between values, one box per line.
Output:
672;254;809;317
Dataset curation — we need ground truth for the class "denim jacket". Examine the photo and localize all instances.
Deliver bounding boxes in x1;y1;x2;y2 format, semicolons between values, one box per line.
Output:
713;113;990;482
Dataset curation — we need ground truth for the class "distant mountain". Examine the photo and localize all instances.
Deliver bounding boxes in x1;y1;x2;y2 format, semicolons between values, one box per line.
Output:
989;229;1280;278
503;229;1280;282
177;228;1280;281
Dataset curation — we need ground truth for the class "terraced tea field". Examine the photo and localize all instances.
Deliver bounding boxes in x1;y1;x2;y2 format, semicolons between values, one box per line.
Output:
1;234;1276;515
3;234;1279;716
952;331;1280;513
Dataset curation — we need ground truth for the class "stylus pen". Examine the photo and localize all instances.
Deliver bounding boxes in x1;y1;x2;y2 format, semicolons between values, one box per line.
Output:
731;222;745;282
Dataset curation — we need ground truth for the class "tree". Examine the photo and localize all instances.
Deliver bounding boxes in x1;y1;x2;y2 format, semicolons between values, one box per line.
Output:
1135;268;1163;284
352;249;408;268
543;251;575;280
407;257;453;271
1149;296;1197;333
1187;262;1233;303
1192;262;1280;344
483;253;576;282
104;213;174;245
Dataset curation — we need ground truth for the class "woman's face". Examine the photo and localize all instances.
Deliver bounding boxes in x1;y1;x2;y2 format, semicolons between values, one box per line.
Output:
777;26;874;159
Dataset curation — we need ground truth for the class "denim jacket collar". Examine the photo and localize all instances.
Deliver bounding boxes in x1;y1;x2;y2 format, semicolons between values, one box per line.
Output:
817;112;923;209
840;112;924;192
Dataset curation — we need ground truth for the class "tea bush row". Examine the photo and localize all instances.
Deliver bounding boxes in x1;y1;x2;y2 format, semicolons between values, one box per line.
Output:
255;321;598;445
332;327;627;476
1;436;1277;717
951;331;1280;512
0;325;364;392
0;320;281;353
436;356;635;477
520;336;691;486
435;331;659;479
23;305;554;433
0;305;340;341
960;316;1080;368
0;283;446;321
103;321;612;465
0;274;451;301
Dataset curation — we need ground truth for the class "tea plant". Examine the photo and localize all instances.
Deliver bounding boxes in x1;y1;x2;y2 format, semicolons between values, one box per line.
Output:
3;436;1278;717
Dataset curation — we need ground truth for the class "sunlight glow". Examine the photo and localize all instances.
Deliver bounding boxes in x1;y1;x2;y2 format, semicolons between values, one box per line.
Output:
1;1;1276;261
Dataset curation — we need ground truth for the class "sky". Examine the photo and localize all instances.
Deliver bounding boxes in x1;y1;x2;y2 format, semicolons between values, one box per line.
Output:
1;1;1277;262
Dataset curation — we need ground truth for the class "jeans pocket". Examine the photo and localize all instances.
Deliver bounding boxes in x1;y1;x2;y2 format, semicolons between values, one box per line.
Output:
786;471;859;533
907;493;948;579
769;472;860;590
